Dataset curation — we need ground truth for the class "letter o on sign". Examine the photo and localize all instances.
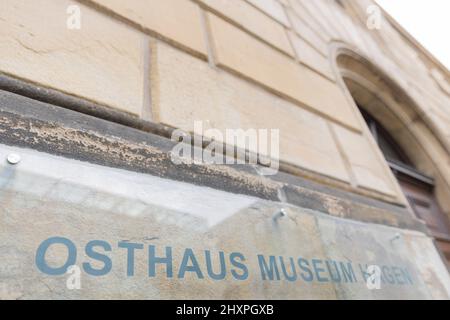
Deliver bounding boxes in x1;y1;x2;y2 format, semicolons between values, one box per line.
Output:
35;237;77;275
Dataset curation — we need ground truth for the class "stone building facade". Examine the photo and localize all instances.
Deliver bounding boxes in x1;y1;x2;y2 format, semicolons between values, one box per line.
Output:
0;0;449;299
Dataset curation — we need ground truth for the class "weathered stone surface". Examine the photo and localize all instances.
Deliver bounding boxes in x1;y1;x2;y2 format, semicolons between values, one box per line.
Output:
0;90;428;231
245;0;290;27
285;8;329;56
296;0;342;41
281;184;426;232
154;42;351;182
0;89;283;201
207;13;361;130
287;30;335;80
91;0;207;56
332;123;398;197
288;0;332;42
0;89;425;230
0;0;145;115
200;0;294;56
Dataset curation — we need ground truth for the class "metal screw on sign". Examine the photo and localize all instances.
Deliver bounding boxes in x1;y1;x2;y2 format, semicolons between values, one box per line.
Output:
6;153;21;165
273;208;288;221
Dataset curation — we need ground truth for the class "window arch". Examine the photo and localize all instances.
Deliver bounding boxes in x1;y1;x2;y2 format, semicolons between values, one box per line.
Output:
330;43;450;265
360;108;413;166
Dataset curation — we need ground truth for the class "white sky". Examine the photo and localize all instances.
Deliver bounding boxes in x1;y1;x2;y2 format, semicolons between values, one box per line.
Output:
376;0;450;70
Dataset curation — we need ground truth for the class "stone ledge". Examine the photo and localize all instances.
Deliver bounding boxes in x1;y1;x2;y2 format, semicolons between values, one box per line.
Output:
0;88;427;233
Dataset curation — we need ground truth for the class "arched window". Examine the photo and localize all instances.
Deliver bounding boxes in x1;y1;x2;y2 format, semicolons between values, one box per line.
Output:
359;105;450;265
361;108;413;166
331;44;450;266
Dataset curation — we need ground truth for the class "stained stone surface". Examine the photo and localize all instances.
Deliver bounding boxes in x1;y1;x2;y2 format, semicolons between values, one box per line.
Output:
0;144;449;300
